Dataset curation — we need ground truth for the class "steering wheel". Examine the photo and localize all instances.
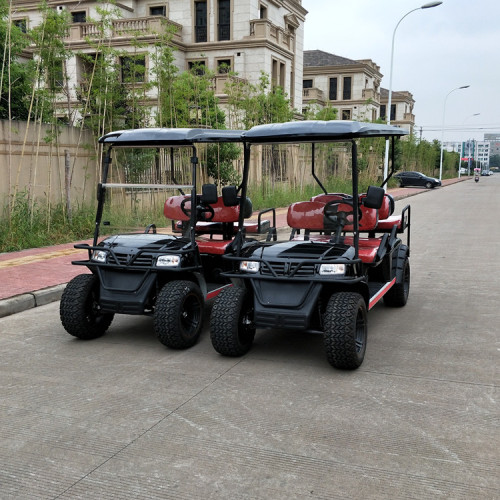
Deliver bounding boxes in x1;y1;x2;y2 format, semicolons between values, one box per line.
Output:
324;200;356;228
180;197;193;217
180;196;215;222
197;203;215;221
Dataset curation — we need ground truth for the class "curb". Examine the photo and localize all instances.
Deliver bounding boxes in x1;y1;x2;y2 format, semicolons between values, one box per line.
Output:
0;284;66;319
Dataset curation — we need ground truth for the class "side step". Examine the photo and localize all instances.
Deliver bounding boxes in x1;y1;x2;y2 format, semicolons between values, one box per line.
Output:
368;278;396;310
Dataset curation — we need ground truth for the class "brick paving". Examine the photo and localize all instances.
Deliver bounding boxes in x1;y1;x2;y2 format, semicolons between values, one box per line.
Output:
0;178;468;306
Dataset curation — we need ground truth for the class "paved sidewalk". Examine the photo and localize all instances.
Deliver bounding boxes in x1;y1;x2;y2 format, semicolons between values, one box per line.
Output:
0;178;468;318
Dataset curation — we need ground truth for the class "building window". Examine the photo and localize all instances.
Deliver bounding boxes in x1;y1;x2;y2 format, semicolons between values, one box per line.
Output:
390;104;396;121
343;77;352;100
150;5;166;16
303;79;313;89
13;19;28;33
380;105;386;120
188;60;206;75
218;0;230;41
329;77;337;100
217;58;232;74
71;11;86;23
341;109;351;120
279;62;285;88
272;59;278;87
259;4;268;19
195;1;207;43
121;55;146;83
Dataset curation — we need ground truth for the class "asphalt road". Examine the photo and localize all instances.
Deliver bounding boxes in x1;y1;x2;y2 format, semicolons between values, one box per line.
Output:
0;176;498;499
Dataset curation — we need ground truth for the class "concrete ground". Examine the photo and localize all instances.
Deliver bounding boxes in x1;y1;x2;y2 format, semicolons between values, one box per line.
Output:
0;174;498;499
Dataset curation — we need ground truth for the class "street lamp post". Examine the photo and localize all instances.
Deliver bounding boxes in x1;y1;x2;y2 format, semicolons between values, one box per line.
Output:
382;1;443;191
439;85;470;182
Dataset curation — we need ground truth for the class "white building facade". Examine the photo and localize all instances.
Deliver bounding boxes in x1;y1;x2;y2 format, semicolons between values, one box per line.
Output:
13;0;307;121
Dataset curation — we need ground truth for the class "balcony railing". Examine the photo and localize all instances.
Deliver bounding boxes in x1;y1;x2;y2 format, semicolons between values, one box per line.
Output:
195;25;207;43
302;87;325;102
362;88;381;102
248;19;294;51
212;74;246;95
67;16;182;42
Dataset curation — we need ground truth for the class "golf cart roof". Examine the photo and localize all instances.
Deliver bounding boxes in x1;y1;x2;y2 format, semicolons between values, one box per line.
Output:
99;128;244;147
242;120;408;144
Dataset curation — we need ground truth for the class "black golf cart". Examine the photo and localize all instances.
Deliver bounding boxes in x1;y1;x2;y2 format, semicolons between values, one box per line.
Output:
209;121;411;370
60;128;274;348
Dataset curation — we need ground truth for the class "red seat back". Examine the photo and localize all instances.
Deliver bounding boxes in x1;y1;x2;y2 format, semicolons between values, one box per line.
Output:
210;197;240;223
164;195;240;223
164;195;190;221
311;193;378;231
287;201;325;231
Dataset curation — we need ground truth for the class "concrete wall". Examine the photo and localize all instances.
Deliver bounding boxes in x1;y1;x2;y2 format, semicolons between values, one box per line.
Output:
0;120;98;207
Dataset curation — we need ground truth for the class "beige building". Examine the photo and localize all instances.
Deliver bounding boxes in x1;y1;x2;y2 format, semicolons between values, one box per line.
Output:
302;50;382;122
380;88;415;134
12;0;307;121
303;50;415;134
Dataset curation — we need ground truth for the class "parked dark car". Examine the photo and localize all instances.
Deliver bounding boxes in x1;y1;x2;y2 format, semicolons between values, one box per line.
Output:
394;171;441;188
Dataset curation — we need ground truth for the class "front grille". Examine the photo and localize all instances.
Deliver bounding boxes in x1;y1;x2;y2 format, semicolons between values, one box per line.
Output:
110;252;154;267
260;261;316;277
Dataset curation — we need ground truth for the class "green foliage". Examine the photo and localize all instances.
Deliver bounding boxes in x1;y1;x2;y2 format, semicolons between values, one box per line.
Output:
303;103;338;121
226;71;294;128
115;148;157;183
207;143;242;186
314;105;338;121
0;192;95;252
247;177;354;211
29;1;72;123
0;4;33;120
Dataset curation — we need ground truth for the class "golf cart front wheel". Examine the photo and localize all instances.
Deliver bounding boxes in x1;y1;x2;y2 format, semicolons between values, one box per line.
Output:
154;280;204;349
210;286;255;357
323;292;367;370
60;273;114;340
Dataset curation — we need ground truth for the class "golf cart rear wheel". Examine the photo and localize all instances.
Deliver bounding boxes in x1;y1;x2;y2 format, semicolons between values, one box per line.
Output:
60;274;114;340
154;280;203;349
323;292;367;370
384;256;410;307
210;287;255;357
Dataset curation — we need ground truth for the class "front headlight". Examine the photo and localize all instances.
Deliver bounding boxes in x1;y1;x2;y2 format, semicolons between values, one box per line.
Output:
156;254;181;267
91;250;107;263
319;263;345;276
240;260;260;273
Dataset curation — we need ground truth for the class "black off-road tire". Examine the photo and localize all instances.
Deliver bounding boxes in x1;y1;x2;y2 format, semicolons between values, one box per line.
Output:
384;255;410;307
60;274;114;340
154;280;203;349
323;292;367;370
210;286;255;357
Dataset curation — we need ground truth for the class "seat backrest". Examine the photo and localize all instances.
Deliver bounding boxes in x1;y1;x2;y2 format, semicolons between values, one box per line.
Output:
210;197;240;223
378;194;395;220
311;193;352;204
165;185;253;226
343;205;378;231
312;193;378;232
287;201;326;231
164;195;190;221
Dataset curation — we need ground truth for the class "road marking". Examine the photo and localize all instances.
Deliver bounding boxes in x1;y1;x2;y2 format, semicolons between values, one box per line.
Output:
0;248;82;269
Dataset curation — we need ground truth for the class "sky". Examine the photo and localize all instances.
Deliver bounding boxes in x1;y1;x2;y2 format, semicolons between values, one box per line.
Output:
302;0;500;143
